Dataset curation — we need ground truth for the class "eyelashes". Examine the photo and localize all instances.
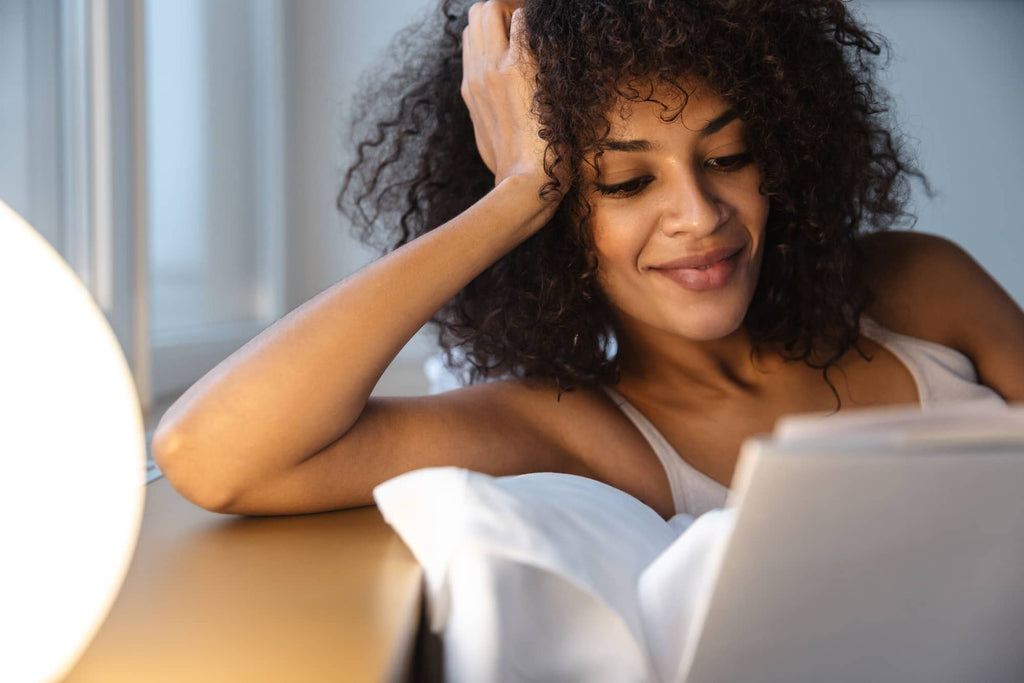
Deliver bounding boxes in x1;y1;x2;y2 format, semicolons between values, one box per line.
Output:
595;175;654;197
595;152;755;197
706;152;754;172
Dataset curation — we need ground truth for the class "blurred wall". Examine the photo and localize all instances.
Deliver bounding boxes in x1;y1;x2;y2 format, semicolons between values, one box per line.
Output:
283;0;437;395
857;0;1024;306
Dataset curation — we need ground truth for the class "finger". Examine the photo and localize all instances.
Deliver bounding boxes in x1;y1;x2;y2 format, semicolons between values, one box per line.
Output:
507;7;529;65
463;2;484;57
480;1;512;66
494;0;525;33
462;3;486;84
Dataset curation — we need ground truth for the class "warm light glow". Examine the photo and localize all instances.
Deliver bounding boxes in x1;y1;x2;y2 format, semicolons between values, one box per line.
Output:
0;200;146;682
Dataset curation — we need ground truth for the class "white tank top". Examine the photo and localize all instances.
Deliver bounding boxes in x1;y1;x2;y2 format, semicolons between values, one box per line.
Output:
603;316;1006;516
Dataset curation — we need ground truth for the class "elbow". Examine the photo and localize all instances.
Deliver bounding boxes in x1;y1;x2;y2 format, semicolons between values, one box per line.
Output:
150;422;241;514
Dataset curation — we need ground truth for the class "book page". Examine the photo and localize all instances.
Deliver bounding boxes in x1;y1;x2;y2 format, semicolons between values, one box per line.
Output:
773;401;1024;447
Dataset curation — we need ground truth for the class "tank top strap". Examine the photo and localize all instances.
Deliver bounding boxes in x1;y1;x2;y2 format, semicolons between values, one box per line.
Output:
858;315;1003;407
601;386;729;516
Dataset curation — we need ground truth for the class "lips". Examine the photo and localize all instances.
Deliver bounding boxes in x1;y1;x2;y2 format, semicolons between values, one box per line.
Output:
651;245;743;271
650;245;744;292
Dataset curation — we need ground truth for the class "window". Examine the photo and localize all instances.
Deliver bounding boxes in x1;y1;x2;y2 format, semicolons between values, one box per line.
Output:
1;0;148;400
2;0;434;446
1;0;287;421
145;0;286;407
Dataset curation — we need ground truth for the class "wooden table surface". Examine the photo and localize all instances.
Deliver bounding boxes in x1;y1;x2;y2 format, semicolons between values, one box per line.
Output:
64;477;423;683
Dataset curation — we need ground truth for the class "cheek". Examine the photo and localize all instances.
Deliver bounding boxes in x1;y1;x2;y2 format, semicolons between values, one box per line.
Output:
588;200;653;262
750;199;770;237
754;190;771;220
590;217;642;285
741;175;771;225
590;226;647;315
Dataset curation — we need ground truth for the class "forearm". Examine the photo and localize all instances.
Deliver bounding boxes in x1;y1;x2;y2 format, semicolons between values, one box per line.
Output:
152;174;555;506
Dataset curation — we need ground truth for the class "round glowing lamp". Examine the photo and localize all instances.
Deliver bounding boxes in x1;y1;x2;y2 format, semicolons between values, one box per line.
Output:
0;199;146;682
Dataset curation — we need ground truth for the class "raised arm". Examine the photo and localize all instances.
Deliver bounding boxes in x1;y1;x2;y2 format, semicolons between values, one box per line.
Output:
151;3;570;514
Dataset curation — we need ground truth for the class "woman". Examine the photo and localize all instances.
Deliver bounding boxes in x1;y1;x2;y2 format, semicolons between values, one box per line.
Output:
152;0;1024;519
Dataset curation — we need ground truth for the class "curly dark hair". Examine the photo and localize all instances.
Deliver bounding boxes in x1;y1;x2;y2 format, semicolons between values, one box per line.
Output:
338;0;927;401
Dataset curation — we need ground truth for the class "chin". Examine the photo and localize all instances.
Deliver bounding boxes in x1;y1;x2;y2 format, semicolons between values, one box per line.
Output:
669;298;752;341
681;317;745;342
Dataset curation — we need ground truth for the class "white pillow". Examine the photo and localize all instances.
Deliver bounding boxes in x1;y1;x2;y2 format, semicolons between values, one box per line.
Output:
374;468;734;683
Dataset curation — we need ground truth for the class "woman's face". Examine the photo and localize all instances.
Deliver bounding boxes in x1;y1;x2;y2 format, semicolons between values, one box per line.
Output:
585;83;770;343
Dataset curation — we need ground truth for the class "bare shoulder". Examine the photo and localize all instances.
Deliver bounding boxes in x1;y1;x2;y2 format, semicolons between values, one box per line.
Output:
859;229;1024;401
860;229;973;346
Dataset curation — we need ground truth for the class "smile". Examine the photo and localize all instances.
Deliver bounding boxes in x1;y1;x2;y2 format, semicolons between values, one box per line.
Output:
650;247;743;292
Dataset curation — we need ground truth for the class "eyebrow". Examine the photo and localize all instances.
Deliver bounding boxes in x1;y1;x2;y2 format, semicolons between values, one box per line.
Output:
601;108;740;152
699;107;739;137
602;139;652;153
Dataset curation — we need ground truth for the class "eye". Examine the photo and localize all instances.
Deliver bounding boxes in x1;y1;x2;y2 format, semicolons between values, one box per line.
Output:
706;152;754;172
594;175;654;197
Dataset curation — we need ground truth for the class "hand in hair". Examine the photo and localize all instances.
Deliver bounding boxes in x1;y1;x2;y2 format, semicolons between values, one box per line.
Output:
461;2;551;189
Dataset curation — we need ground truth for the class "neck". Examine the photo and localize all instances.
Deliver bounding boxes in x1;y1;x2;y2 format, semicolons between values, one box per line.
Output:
614;316;782;404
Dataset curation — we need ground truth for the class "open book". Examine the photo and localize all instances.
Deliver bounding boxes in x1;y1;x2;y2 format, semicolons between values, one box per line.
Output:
374;402;1024;683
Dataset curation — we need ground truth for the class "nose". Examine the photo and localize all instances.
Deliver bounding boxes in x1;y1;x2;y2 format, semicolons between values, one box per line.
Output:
658;168;731;238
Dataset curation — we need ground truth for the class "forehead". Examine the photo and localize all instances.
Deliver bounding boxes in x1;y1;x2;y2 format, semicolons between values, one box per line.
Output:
605;81;734;137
